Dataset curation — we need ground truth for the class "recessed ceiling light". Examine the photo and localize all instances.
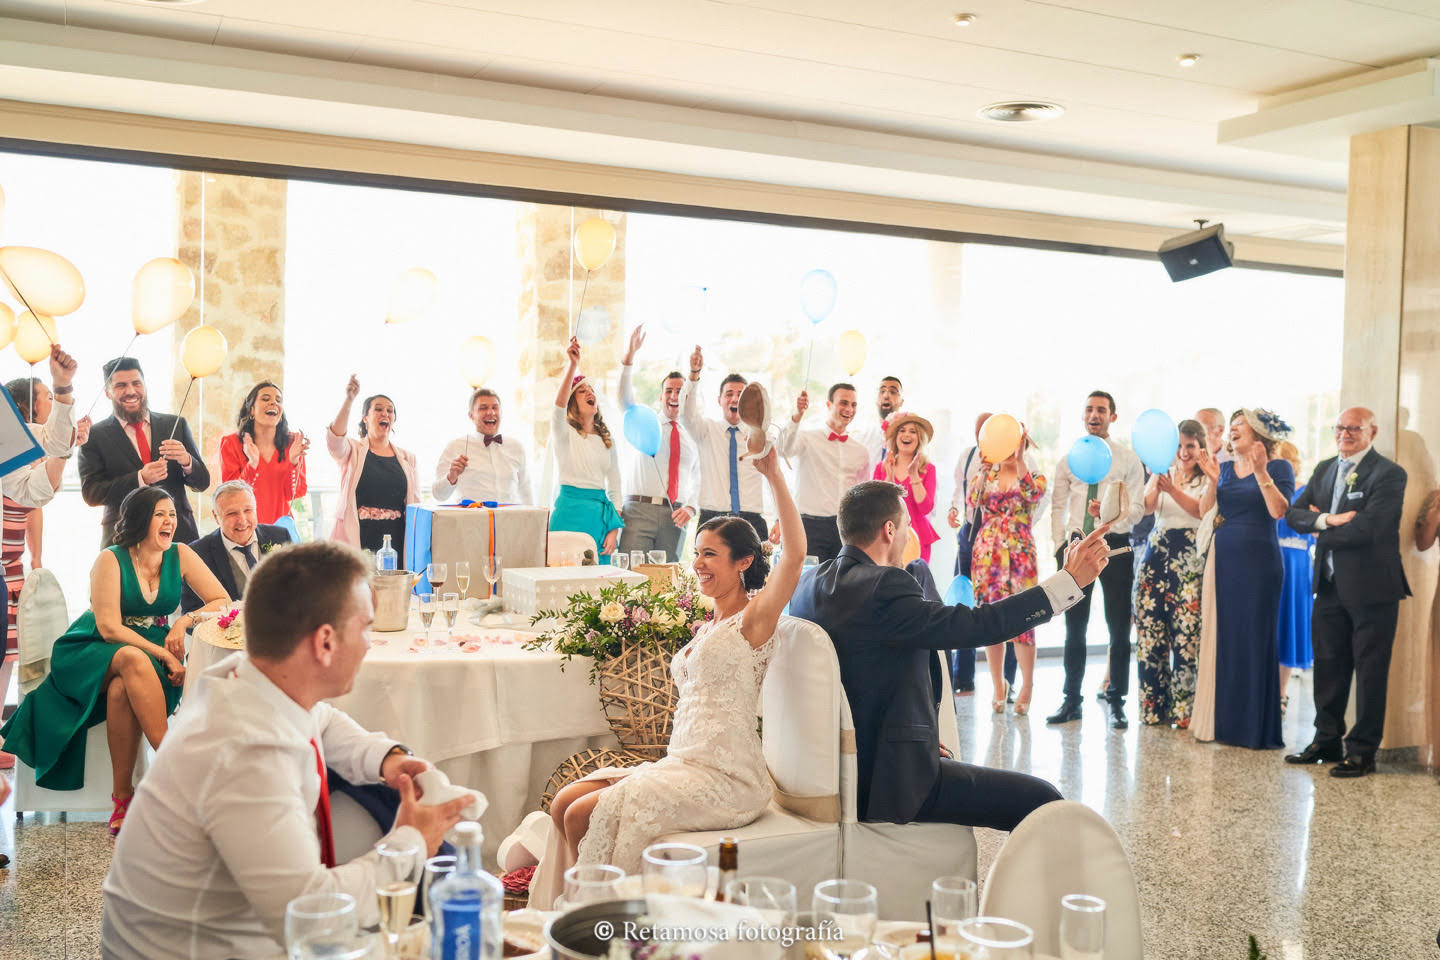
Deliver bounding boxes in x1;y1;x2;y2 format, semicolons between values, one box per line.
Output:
1177;53;1201;68
977;101;1065;123
953;13;978;27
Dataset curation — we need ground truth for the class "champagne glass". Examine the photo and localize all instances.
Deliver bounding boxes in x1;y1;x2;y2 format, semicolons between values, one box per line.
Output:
483;555;502;605
811;880;878;959
956;917;1033;960
613;552;629;571
725;876;796;927
641;842;707;897
562;864;625;907
417;593;436;646
422;855;457;920
1059;895;1106;960
426;562;447;596
441;592;460;640
931;876;978;954
375;840;420;953
454;561;471;601
285;892;358;960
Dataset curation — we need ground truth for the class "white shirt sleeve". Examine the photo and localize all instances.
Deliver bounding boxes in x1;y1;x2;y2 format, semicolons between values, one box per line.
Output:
432;438;461;502
1;460;57;508
777;419;803;458
1040;571;1084;614
679;379;704;438
1050;456;1072;546
40;399;77;458
513;442;534;506
618;364;636;410
1121;450;1147;528
315;702;397;785
606;446;623;509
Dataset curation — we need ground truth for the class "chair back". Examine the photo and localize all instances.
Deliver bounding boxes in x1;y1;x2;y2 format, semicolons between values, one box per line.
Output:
16;568;68;695
273;514;301;542
980;800;1144;960
547;530;598;564
761;616;852;823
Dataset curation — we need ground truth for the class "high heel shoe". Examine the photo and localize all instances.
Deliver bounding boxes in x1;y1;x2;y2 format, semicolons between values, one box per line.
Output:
993;681;1010;713
109;793;134;837
1014;689;1033;716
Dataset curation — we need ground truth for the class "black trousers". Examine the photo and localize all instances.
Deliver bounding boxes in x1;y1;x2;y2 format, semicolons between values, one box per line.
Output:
951;646;1015;691
915;758;1063;832
697;509;769;542
1059;532;1134;702
801;515;843;563
1311;578;1400;758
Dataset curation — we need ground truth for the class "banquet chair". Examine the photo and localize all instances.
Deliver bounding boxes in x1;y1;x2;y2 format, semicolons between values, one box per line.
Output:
12;570;149;817
979;800;1143;960
546;530;598;564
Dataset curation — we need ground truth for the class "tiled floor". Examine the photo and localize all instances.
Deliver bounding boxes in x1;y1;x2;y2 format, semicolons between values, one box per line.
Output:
3;656;1438;959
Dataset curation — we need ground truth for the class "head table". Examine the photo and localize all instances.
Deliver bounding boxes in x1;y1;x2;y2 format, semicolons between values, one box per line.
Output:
186;608;614;868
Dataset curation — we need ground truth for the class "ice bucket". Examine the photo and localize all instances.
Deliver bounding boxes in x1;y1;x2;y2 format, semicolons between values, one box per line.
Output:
372;569;415;632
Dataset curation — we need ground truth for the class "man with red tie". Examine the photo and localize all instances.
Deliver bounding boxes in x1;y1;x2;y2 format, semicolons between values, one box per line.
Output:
777;383;872;563
79;356;210;547
616;326;699;562
101;541;470;960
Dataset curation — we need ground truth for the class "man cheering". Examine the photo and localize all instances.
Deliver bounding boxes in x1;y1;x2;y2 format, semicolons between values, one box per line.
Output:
680;345;770;540
777;383;871;563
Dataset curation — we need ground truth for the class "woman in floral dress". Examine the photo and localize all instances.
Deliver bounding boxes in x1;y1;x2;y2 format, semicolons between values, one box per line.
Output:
967;434;1046;715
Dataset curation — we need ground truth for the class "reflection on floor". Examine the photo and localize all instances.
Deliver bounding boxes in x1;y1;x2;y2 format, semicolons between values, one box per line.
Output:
2;656;1437;959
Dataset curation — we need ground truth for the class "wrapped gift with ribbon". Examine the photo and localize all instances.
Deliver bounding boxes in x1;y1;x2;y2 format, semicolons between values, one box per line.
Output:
404;503;550;597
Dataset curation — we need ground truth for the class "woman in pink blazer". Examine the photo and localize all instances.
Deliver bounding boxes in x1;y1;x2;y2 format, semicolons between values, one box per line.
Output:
326;375;420;563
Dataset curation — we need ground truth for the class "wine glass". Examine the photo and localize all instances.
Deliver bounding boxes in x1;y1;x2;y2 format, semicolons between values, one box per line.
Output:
454;561;471;601
641;842;707;897
931;876;978;954
613;552;630;571
417;593;437;646
285;892;358;960
375;840;420;953
724;876;796;927
562;864;625;907
483;555;502;604
441;592;460;640
422;855;457;920
956;917;1034;960
1059;895;1106;960
426;562;447;596
811;879;878;959
291;933;382;959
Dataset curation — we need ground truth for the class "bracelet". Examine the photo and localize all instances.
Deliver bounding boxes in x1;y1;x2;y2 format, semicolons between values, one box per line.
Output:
1261;480;1276;490
53;385;73;395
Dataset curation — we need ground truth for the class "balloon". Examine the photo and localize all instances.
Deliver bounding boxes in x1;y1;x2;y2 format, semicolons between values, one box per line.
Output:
977;413;1023;463
13;311;56;364
1132;408;1180;474
386;267;438;323
622;404;661;458
799;269;837;324
573;217;616;272
131;257;195;334
0;302;13;351
575;306;612;345
1067;435;1113;485
459;334;496;387
0;246;85;317
180;325;228;378
836;329;866;376
944;574;975;608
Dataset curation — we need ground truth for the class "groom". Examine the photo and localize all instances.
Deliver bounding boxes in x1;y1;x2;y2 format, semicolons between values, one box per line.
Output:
789;480;1112;830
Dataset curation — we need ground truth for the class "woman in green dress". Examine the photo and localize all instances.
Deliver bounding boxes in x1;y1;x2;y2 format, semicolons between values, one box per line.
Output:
1;487;228;834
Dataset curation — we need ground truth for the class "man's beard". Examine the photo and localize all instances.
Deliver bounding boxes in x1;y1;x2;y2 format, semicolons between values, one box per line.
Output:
112;399;149;425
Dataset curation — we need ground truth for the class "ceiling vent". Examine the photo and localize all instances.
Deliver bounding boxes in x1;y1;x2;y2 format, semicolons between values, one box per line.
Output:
976;101;1065;123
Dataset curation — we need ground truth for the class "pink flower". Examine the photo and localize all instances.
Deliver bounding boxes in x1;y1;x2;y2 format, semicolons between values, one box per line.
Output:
217;609;239;629
631;607;650;624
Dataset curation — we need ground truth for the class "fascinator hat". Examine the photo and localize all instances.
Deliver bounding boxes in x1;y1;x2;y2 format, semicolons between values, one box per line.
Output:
1240;407;1292;442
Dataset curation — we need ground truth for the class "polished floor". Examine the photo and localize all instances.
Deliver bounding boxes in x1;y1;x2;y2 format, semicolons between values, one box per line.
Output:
2;656;1438;959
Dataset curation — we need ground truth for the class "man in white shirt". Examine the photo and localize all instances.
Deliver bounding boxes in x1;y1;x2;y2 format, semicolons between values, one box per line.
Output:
1045;390;1146;730
852;375;907;469
616;327;699;562
776;382;871;562
101;541;470;960
181;480;294;614
679;345;770;540
433;388;533;504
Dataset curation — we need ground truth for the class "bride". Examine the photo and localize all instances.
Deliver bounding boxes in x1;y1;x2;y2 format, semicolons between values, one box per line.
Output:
531;446;804;905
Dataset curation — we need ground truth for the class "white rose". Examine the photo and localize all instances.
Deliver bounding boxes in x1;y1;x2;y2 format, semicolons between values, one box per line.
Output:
652;611;676;630
696;595;716;612
599;602;626;623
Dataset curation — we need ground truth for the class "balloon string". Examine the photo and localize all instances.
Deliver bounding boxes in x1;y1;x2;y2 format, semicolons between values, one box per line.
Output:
648;458;675;513
571;270;592;337
803;333;815;394
169;377;195;441
85;331;138;418
0;262;57;345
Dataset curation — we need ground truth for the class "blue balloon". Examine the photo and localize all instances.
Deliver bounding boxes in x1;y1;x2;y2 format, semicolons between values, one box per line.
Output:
1067;435;1113;485
274;514;300;542
1132;408;1180;474
623;404;662;458
575;306;611;345
944;574;975;609
800;269;837;324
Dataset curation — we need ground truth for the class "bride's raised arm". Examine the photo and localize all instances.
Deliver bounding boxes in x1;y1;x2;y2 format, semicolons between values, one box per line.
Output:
741;449;805;648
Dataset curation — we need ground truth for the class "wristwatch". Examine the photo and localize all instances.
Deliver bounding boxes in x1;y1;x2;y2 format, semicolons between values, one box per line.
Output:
380;743;413;777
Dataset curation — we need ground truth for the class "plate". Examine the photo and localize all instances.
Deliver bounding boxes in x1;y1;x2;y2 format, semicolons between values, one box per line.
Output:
874;921;927;947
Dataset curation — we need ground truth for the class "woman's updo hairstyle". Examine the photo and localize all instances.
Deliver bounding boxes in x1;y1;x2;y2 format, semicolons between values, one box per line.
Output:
697;515;770;591
113;486;175;549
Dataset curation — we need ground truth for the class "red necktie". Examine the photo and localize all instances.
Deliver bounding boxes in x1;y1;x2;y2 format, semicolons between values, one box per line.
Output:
310;738;336;868
828;432;849;443
132;422;152;465
667;421;680;503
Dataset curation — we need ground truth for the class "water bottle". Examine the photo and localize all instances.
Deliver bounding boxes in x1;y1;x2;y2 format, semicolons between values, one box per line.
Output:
429;821;502;960
376;535;398;573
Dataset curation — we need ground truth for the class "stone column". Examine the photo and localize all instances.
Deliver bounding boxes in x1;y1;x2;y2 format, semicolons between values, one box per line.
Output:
173;171;287;532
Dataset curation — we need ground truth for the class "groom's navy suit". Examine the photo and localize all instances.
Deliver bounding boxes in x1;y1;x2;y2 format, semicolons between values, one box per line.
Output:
789;545;1063;830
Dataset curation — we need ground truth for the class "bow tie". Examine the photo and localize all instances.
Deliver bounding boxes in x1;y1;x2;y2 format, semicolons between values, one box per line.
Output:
827;432;849;443
484;434;503;447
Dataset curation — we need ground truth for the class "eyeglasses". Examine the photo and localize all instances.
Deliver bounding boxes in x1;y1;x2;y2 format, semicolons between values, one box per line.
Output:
1334;425;1366;436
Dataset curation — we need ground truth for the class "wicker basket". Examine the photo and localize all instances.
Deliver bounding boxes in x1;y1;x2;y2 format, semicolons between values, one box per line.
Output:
596;643;679;761
539;747;652;812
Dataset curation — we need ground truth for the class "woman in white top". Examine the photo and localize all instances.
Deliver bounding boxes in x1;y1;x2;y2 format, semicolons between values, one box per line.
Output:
549;338;624;560
1133;418;1209;728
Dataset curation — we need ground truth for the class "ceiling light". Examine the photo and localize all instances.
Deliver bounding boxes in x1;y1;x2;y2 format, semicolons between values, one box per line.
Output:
1177;53;1201;68
953;13;978;27
977;101;1065;123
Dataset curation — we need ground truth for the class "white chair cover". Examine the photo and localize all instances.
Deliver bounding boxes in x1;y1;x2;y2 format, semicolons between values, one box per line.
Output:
547;530;598;564
980;800;1143;960
16;568;68;694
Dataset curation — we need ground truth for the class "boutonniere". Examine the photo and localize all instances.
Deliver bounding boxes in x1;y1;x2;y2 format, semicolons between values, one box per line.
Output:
1345;471;1358;491
260;541;280;555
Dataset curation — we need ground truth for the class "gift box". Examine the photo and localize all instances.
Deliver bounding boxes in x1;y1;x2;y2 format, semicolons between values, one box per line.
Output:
405;504;550;598
501;566;648;618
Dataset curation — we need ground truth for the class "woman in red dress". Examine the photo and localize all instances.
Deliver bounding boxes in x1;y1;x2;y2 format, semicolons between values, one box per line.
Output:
220;382;308;524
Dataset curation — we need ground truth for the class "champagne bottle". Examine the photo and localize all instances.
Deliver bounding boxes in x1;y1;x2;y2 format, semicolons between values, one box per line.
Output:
715;837;738;903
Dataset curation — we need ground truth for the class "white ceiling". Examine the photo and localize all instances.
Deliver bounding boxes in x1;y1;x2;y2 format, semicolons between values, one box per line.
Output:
4;0;1439;242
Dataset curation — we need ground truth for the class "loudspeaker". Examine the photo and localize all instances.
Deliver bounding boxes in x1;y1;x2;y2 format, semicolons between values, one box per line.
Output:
1158;223;1234;282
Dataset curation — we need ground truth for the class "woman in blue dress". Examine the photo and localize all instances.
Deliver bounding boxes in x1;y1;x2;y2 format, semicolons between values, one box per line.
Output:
1199;409;1294;750
1273;440;1314;715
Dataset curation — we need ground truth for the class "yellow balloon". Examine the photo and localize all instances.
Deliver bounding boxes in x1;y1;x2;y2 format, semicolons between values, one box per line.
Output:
837;329;867;376
132;258;195;335
180;325;228;378
386;267;438;324
573;217;616;272
0;246;85;317
977;413;1023;463
0;302;14;351
13;311;56;364
459;335;496;388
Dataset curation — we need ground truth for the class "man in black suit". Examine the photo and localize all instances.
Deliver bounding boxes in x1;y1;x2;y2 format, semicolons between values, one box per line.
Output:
1284;407;1410;779
79;356;210;547
182;480;294;613
789;480;1112;830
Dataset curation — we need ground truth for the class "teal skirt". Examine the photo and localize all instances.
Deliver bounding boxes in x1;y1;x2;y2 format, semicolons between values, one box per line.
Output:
551;485;623;563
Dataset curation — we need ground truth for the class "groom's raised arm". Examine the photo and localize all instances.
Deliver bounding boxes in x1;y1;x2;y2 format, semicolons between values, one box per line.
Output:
875;566;1082;651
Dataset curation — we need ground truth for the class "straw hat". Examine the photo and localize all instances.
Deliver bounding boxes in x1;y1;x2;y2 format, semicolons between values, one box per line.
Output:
884;413;934;449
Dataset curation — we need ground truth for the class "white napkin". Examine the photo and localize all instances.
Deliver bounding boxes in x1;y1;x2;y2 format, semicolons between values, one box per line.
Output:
414;769;489;822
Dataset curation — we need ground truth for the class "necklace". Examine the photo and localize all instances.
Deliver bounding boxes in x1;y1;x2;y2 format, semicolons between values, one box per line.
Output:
130;549;162;594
